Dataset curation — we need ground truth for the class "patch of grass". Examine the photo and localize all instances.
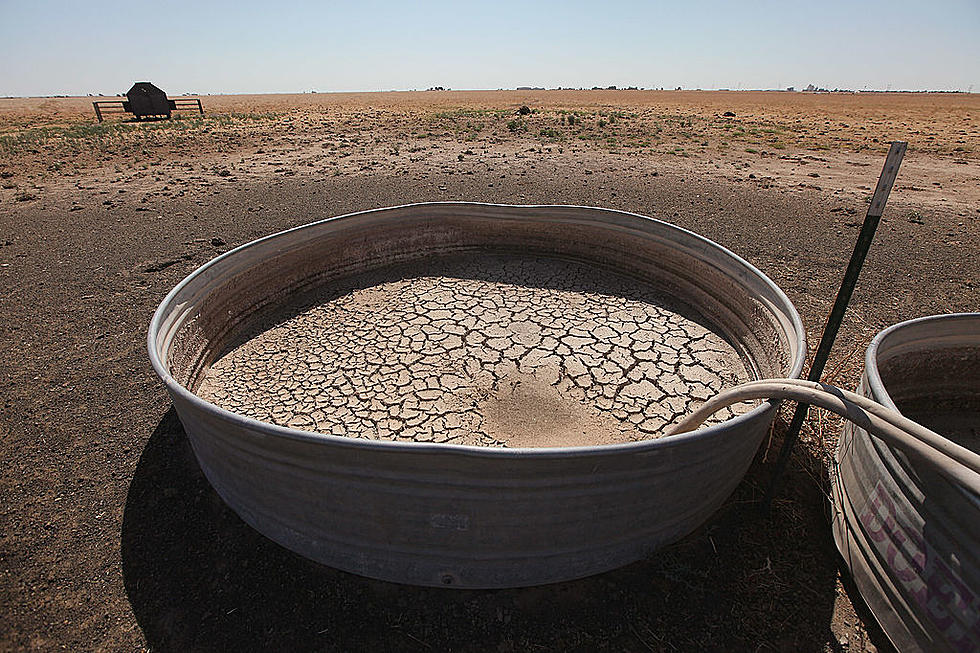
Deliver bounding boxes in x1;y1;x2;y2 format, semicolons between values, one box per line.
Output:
539;128;562;139
507;119;526;133
0;112;278;155
744;147;758;154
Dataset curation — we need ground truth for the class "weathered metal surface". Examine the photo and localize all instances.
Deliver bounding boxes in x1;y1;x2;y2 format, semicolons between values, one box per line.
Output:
148;203;805;588
832;313;980;652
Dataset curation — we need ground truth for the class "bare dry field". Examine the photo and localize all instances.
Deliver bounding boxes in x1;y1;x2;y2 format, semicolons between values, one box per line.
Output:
2;90;978;211
1;90;978;652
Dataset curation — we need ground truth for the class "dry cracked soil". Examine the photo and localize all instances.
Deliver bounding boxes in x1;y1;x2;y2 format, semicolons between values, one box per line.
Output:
198;255;751;448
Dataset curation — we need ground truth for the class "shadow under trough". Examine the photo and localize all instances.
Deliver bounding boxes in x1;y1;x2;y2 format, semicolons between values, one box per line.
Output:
123;408;853;652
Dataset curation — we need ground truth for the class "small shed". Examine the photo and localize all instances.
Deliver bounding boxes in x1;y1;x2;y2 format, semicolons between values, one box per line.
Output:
124;82;176;120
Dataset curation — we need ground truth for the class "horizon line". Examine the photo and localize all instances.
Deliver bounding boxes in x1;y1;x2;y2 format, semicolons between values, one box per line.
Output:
2;87;976;100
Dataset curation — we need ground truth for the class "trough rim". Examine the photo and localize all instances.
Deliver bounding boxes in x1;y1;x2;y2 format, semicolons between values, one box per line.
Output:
865;311;980;412
148;201;806;458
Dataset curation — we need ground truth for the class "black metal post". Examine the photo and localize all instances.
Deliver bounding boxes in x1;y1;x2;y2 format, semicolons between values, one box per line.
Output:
763;141;907;511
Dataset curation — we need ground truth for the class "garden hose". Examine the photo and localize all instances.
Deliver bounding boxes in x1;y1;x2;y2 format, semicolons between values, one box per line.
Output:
669;378;980;494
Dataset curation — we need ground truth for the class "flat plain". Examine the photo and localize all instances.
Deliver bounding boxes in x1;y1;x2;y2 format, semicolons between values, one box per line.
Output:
1;90;978;651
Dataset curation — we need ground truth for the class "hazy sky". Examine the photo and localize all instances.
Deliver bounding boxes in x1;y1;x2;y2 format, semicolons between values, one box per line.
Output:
1;0;977;96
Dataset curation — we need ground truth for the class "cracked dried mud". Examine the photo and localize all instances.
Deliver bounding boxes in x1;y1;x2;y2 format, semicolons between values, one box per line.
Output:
198;255;751;447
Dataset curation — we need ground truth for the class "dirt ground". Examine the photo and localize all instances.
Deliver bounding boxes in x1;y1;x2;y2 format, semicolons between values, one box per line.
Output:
1;90;978;652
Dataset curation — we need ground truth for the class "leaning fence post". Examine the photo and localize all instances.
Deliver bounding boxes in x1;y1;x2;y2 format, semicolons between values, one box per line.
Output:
763;141;907;511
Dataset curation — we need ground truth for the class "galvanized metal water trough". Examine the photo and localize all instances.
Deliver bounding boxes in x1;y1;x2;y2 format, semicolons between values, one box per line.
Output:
832;313;980;652
148;203;806;588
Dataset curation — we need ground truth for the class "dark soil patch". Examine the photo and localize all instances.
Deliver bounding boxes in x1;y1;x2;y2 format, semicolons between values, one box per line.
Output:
4;151;975;651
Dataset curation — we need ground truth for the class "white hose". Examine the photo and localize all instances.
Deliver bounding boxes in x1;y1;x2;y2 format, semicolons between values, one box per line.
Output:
668;379;980;495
